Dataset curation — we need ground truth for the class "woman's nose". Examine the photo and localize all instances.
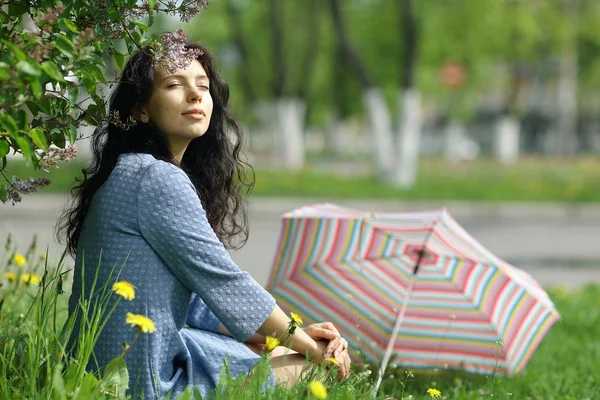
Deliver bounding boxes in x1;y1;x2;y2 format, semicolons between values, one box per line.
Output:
188;88;202;103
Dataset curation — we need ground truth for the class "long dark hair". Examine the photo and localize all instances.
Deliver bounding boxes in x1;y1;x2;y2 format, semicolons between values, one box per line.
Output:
57;42;254;256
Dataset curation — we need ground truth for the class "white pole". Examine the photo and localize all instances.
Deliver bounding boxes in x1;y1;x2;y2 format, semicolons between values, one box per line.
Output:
372;276;417;397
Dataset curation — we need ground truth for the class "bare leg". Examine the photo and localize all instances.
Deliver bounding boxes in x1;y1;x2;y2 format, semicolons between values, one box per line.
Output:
246;344;307;388
270;347;307;388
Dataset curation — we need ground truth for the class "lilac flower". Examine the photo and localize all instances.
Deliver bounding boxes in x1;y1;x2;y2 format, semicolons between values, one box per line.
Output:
35;6;65;27
6;177;52;205
153;29;204;73
108;110;138;130
39;145;78;172
179;0;209;23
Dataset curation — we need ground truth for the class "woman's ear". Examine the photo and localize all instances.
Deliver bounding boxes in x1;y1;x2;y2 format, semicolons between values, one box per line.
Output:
134;106;150;123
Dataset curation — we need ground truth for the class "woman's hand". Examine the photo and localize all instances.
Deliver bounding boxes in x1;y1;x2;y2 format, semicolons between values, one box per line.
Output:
304;322;348;358
304;322;351;380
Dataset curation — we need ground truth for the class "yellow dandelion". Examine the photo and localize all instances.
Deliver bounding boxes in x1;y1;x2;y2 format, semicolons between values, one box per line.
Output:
326;357;340;367
112;281;135;301
265;336;280;352
427;388;442;398
21;273;41;285
290;312;303;326
40;253;47;260
125;313;156;333
14;254;26;267
4;272;17;281
308;380;327;399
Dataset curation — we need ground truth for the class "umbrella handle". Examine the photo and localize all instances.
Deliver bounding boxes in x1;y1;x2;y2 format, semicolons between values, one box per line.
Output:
372;277;417;397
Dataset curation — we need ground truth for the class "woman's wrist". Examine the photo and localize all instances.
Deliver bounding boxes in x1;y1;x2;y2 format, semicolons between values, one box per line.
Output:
284;328;321;360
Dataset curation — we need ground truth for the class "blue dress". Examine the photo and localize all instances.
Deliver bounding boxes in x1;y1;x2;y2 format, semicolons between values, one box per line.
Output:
68;153;276;398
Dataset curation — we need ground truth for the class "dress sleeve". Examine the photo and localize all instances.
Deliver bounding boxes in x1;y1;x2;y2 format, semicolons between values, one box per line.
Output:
137;161;276;342
186;293;221;333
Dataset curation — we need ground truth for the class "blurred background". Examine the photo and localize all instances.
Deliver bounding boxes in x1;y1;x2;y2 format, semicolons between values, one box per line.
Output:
143;0;600;179
3;0;600;288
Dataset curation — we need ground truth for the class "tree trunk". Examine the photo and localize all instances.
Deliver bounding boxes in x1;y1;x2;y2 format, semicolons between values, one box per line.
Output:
328;0;394;179
390;0;421;188
445;121;467;162
275;98;306;171
494;115;520;164
391;89;422;187
554;0;579;156
225;0;255;102
363;88;395;179
555;52;578;155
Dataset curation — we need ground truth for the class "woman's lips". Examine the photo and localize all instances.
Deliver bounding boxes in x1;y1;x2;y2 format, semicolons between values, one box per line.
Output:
182;112;205;120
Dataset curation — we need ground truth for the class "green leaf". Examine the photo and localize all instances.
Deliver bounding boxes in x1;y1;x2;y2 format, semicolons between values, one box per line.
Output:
0;62;10;80
82;104;102;126
7;2;27;17
25;101;40;116
15;136;33;159
73;373;99;400
87;64;107;84
28;127;48;150
55;35;76;58
40;61;65;82
37;97;53;115
129;20;149;33
16;60;41;77
114;52;125;70
68;125;77;144
0;114;18;133
80;71;96;95
178;387;193;400
68;84;80;108
0;185;7;203
0;138;9;158
30;79;44;100
58;18;78;33
148;12;155;27
52;363;66;400
103;358;129;397
14;110;27;130
2;40;26;62
51;128;66;148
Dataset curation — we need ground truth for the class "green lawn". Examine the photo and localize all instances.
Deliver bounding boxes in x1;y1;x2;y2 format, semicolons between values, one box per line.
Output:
3;156;600;202
370;285;600;399
2;237;599;399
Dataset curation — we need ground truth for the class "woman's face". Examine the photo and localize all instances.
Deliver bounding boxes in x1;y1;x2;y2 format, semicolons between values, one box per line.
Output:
140;59;214;154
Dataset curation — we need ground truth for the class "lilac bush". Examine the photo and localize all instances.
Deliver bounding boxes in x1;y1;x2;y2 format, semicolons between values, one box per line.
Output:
0;0;209;204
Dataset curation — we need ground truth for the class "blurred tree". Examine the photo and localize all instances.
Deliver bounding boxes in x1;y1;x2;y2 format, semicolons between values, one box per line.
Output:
392;0;422;188
328;0;395;180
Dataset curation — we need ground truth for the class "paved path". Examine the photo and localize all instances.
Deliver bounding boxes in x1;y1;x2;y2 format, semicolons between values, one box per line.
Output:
2;195;600;289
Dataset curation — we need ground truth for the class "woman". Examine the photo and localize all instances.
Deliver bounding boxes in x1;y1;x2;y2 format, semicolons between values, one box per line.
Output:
58;41;351;399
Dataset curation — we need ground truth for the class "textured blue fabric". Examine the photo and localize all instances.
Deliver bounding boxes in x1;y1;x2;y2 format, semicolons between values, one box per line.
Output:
68;153;276;399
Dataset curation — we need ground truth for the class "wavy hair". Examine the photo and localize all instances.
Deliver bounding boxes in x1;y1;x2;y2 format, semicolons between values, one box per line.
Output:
57;42;254;256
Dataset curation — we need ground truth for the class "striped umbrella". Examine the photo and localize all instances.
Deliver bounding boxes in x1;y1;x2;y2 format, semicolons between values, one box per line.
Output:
266;203;560;381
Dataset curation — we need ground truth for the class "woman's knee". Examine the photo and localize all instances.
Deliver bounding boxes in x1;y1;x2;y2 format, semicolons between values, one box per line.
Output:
271;353;307;388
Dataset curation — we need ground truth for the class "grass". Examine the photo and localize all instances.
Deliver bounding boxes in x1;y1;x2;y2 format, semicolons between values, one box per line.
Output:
3;155;600;202
1;236;600;399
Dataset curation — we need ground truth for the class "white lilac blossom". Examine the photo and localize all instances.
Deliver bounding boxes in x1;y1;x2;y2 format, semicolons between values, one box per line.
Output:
39;145;78;172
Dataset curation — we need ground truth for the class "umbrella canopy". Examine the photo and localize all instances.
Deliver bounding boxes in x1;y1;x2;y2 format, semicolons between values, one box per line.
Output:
265;203;560;376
